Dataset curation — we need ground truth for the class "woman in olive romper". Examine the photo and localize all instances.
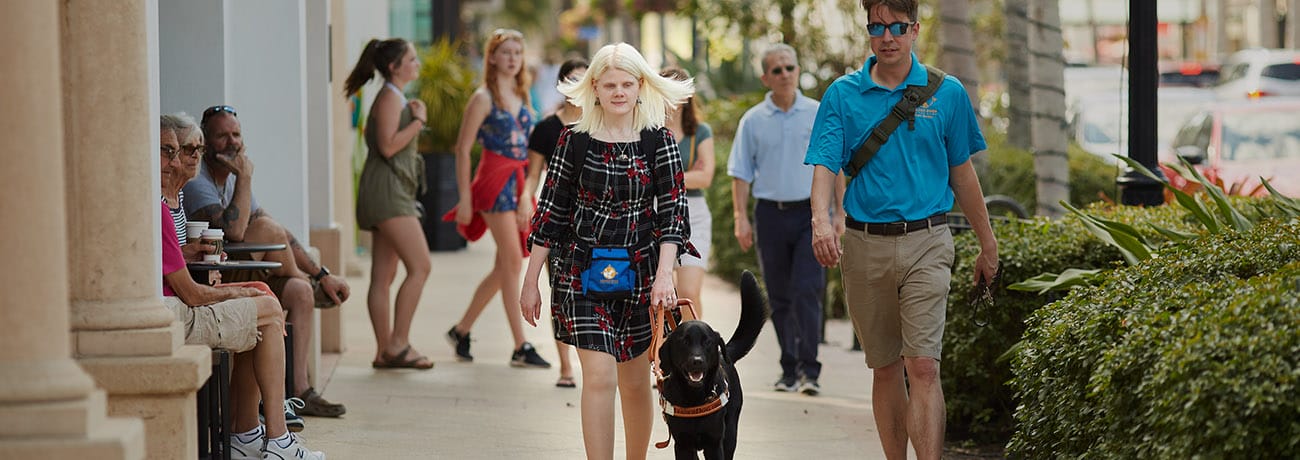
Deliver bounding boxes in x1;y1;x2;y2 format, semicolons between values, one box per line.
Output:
348;37;434;370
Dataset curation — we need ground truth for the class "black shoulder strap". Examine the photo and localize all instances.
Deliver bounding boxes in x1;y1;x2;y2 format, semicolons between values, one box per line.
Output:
567;128;591;169
640;128;658;159
844;65;948;178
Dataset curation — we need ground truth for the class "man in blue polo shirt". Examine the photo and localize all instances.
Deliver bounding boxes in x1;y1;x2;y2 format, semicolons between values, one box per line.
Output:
729;43;844;396
805;1;999;458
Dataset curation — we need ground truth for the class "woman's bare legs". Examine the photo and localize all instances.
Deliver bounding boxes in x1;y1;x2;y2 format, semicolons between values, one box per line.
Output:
554;339;575;384
366;228;397;363
453;210;527;349
675;265;707;319
232;295;288;437
574;348;653;460
617;353;654;460
373;216;432;359
577;348;617;459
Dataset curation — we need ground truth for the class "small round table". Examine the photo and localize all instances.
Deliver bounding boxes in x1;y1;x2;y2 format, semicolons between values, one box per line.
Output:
223;242;288;255
187;260;283;271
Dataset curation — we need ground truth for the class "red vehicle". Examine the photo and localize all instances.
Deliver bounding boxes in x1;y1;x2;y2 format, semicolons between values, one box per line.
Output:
1164;98;1300;197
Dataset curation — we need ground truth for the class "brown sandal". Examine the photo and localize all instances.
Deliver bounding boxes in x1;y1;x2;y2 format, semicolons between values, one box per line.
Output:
376;345;434;370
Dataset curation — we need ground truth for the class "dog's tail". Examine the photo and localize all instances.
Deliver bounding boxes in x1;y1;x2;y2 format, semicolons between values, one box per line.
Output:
726;270;768;363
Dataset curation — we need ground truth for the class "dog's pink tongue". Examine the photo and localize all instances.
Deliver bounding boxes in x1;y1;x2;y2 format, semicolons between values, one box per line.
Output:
688;371;705;383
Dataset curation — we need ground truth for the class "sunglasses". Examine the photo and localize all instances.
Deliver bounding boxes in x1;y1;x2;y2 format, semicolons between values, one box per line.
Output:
491;28;524;40
867;21;915;37
201;105;237;125
178;145;205;158
769;65;797;76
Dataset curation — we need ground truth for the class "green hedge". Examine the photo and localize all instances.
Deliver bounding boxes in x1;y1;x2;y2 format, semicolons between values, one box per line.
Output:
944;203;1197;442
1008;218;1300;458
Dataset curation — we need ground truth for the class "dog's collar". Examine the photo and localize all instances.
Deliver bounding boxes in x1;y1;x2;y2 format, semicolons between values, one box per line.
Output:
658;373;729;418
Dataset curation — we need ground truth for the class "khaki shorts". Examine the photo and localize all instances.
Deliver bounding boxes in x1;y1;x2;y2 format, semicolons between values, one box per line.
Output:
841;224;954;368
163;296;260;353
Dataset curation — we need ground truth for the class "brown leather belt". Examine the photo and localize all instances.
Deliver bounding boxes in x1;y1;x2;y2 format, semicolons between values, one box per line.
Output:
847;213;947;236
756;198;811;210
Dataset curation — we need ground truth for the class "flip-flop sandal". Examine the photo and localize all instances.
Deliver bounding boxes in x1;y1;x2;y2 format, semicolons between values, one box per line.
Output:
378;345;434;370
555;376;576;388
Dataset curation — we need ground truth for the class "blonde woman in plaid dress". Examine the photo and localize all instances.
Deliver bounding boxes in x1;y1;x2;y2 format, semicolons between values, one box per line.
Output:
520;43;695;460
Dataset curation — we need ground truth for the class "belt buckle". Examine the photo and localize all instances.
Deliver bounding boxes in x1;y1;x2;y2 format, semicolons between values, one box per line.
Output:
775;200;789;210
888;221;908;234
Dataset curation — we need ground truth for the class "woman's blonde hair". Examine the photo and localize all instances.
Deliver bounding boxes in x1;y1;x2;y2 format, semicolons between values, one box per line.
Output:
483;29;531;110
558;43;694;134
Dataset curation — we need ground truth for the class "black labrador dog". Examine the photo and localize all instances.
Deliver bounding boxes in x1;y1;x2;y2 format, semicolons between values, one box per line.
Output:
657;270;767;460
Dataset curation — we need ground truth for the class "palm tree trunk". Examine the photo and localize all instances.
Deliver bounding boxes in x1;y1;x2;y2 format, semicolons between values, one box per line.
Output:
1028;0;1069;217
938;0;980;118
1004;0;1032;149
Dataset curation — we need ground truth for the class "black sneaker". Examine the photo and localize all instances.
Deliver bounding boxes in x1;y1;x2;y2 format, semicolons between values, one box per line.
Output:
446;326;473;362
799;378;821;396
510;342;552;368
773;376;798;392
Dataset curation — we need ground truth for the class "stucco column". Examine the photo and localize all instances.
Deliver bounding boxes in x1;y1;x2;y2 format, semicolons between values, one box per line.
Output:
60;1;211;459
321;0;355;353
0;2;145;458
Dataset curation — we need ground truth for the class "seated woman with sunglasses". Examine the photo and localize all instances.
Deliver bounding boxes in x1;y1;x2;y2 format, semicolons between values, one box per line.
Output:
160;112;214;262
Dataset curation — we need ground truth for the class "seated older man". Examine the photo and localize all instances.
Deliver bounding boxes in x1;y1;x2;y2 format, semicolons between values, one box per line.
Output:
181;106;348;418
160;117;324;460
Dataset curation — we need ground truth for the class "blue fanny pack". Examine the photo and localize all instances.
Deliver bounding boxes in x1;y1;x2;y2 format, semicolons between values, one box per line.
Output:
582;246;636;300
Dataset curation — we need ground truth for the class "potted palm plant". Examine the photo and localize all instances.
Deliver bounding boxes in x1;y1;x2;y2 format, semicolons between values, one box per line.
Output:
415;39;477;250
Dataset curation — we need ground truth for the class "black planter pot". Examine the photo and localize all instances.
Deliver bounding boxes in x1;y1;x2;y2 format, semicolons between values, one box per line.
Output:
420;152;467;251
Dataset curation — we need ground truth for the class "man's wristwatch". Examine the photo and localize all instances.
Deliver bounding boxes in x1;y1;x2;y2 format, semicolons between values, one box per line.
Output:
311;266;331;282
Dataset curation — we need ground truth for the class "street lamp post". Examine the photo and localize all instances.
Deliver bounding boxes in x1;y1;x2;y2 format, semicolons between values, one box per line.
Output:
1118;0;1165;206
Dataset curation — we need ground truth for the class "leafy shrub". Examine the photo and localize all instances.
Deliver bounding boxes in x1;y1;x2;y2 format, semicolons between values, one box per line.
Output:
1008;219;1300;458
944;203;1194;442
416;40;477;154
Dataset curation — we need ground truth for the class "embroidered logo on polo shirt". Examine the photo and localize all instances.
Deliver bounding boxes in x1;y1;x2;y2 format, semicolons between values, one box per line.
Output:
917;95;939;119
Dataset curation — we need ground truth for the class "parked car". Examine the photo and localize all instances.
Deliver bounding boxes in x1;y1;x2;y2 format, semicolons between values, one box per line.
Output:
1070;87;1215;163
1214;48;1300;99
1165;98;1300;197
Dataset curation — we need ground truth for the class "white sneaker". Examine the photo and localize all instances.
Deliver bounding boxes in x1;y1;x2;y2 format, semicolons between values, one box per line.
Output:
230;432;264;460
263;432;325;460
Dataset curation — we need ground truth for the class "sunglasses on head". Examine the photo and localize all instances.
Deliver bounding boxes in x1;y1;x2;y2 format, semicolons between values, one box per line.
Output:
491;28;523;40
867;21;914;37
201;105;237;125
769;65;797;76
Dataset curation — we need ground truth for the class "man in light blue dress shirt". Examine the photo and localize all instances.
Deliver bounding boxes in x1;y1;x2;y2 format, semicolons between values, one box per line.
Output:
728;43;844;396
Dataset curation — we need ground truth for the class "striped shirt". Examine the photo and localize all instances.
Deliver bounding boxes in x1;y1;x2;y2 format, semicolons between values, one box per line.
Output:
165;191;188;245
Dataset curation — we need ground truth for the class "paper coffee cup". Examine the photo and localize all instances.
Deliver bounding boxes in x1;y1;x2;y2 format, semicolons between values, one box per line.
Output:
186;221;209;243
200;228;225;260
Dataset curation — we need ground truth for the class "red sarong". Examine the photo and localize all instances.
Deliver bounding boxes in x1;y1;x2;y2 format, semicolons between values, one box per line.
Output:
441;149;532;256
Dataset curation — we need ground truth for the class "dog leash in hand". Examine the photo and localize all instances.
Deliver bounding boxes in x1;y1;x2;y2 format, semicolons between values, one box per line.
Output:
968;263;1002;328
648;298;699;387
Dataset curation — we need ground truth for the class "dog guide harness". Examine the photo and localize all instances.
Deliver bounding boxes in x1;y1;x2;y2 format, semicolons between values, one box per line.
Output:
648;298;732;449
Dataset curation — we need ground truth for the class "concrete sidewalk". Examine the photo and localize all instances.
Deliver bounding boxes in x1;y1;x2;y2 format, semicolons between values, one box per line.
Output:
307;238;887;459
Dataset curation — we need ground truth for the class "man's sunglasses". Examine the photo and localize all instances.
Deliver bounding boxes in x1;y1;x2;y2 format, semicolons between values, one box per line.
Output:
867;22;915;37
201;105;237;125
769;65;796;76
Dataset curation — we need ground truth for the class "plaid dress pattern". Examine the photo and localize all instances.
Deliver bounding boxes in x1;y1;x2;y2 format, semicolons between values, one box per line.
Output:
528;126;694;362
